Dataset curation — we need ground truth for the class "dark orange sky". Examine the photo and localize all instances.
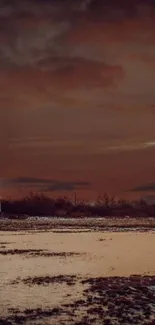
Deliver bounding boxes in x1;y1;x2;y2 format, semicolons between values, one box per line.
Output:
1;0;155;201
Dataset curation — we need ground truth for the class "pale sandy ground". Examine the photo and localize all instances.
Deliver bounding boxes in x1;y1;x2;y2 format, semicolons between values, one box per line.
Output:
0;231;155;278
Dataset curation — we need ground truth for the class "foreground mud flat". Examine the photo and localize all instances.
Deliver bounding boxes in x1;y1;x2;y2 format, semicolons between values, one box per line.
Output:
1;275;155;325
1;227;155;324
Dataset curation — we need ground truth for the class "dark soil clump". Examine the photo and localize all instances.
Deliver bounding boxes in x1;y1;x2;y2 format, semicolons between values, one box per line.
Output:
0;307;64;324
3;275;155;324
11;275;77;286
0;249;44;255
0;249;84;258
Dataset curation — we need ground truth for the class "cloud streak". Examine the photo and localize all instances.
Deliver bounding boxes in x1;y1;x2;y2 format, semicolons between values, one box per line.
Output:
1;177;91;192
103;141;155;152
130;183;155;192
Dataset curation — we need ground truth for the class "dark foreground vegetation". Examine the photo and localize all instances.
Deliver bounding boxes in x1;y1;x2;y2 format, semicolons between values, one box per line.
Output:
1;193;155;218
1;275;155;324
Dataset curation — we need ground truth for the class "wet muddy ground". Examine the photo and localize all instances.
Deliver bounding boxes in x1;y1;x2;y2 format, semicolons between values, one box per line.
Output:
1;275;155;324
0;219;155;324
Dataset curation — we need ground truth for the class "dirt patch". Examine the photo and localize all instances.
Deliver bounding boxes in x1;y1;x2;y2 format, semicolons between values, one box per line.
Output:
0;319;13;325
0;242;15;249
0;242;15;245
0;249;43;255
52;230;90;233
79;275;155;324
0;307;64;324
11;275;78;286
0;249;84;258
39;251;84;258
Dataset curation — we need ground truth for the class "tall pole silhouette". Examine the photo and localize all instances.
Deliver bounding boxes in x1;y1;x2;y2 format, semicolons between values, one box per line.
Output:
0;179;2;214
74;192;77;205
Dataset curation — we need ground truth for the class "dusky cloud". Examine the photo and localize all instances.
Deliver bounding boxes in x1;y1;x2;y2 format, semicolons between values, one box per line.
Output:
1;177;91;192
129;183;155;192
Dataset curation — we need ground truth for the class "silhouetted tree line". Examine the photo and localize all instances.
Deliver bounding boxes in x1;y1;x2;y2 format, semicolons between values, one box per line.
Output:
1;192;155;218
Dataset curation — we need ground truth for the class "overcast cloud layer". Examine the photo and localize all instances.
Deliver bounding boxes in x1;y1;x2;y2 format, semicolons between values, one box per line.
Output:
1;0;155;199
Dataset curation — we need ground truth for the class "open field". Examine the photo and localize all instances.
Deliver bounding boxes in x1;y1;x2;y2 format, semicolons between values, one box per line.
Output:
0;219;155;324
